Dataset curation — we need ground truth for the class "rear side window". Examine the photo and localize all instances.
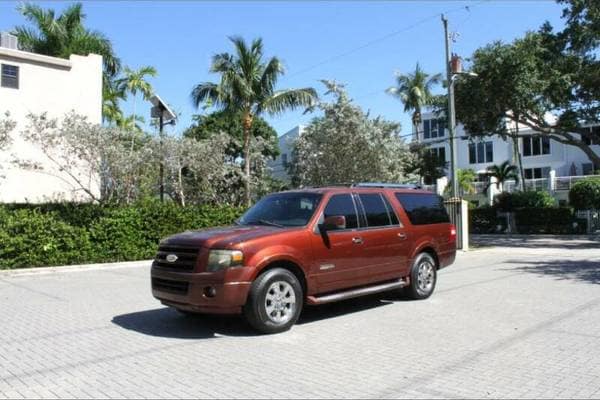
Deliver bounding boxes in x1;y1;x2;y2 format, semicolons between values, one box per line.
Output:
323;194;358;229
358;193;398;227
395;193;450;225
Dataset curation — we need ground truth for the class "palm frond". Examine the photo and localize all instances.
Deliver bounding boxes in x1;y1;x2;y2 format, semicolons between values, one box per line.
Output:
191;83;223;108
258;88;318;116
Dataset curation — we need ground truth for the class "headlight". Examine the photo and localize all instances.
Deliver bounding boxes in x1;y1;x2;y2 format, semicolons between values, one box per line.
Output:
207;250;244;272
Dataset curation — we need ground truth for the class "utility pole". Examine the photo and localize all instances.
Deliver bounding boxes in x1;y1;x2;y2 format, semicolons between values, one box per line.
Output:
442;14;459;199
159;112;164;202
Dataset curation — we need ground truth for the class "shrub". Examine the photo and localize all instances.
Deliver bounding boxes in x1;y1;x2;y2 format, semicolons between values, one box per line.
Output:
0;201;245;269
469;207;506;233
569;178;600;210
494;190;555;211
514;207;585;234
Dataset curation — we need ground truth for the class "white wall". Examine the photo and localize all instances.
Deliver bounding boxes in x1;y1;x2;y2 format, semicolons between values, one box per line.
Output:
0;48;103;202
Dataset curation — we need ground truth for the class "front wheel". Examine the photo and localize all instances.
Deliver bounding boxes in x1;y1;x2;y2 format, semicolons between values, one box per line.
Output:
405;252;437;300
243;268;303;334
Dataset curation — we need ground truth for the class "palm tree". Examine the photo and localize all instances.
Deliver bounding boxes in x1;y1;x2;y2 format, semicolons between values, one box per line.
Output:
191;36;318;205
445;168;477;195
484;161;520;192
386;63;442;141
13;3;120;76
102;76;126;125
117;66;157;134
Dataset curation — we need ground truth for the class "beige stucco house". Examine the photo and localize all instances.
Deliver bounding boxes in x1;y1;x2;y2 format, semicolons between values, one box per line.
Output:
0;34;103;203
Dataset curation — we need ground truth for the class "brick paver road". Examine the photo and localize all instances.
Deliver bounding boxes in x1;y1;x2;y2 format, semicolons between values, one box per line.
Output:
1;236;599;399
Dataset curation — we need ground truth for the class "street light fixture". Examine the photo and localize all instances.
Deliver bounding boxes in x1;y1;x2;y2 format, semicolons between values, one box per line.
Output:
150;94;177;202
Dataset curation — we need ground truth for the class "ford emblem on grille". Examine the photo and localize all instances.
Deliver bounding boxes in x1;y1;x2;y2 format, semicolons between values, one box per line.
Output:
166;254;178;263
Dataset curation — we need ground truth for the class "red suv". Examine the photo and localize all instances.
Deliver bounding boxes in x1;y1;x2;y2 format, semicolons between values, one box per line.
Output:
151;184;456;333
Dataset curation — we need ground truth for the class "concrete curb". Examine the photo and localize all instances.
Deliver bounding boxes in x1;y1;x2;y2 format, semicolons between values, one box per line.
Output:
0;259;153;277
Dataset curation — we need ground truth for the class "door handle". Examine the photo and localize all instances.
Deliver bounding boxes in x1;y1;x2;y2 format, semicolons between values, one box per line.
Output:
397;232;407;240
352;237;363;244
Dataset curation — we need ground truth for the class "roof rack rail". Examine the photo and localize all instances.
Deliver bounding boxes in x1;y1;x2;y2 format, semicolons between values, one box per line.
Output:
352;182;421;189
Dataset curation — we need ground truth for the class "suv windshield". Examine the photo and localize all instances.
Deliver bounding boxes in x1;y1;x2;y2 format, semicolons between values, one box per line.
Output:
238;192;323;227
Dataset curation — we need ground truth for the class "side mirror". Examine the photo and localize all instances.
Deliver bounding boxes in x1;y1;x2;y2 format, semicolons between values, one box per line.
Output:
322;215;346;231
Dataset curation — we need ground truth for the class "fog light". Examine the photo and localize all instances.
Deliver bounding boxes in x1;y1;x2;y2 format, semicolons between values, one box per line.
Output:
203;286;216;298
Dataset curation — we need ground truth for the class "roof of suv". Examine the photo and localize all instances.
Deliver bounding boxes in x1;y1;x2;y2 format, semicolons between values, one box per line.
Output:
287;186;435;195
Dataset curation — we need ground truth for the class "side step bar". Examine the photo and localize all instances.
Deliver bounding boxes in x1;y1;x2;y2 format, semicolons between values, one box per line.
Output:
306;278;409;305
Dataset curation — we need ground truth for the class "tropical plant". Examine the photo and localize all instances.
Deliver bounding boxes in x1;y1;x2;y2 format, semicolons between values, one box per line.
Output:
484;161;520;192
117;65;157;132
386;63;442;141
190;36;317;205
445;168;477;195
0;112;15;151
184;111;279;160
13;3;120;76
288;81;409;186
102;76;126;125
402;142;447;185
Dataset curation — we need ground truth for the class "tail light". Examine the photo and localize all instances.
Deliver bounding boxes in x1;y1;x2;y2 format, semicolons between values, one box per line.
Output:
449;225;457;241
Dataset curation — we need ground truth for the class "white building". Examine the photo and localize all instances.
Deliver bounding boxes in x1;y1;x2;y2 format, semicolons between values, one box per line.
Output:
0;34;103;203
268;125;304;182
416;111;600;203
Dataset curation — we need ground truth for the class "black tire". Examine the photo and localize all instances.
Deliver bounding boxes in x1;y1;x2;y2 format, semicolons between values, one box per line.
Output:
405;252;437;300
243;268;303;334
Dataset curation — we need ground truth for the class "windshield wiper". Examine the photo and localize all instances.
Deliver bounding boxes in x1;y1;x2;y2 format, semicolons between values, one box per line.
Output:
249;219;285;228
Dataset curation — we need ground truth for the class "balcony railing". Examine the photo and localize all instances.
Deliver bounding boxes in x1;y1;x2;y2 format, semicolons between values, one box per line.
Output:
555;175;600;191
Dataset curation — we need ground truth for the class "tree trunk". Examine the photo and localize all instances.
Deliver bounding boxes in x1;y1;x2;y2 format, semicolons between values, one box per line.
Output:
243;112;254;207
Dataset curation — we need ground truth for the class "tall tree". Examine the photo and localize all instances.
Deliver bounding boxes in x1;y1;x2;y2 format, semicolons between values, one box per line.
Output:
102;76;126;125
13;3;120;76
386;63;442;141
117;66;157;132
455;2;600;168
190;36;317;205
183;111;279;161
289;81;409;187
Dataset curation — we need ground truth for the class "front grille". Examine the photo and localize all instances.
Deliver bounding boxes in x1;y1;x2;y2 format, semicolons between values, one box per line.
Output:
154;245;199;272
152;278;189;295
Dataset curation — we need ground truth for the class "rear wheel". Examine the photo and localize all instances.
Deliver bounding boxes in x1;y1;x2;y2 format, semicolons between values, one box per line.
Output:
405;252;437;300
243;268;303;334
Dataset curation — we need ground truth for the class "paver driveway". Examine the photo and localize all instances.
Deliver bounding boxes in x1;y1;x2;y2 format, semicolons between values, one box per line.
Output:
1;236;599;399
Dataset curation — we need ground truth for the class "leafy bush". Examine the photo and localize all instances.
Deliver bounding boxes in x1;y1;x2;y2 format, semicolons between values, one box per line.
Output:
569;178;600;210
514;208;586;234
0;201;245;269
494;190;555;211
469;207;506;233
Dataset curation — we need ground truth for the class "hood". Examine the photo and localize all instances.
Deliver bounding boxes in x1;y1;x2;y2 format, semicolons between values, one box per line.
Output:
160;225;284;248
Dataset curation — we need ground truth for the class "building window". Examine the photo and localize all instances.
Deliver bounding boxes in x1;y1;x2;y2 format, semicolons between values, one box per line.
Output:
1;64;19;89
582;163;594;175
281;153;288;167
524;167;550;180
523;135;550;156
423;118;445;139
430;146;446;163
468;141;493;164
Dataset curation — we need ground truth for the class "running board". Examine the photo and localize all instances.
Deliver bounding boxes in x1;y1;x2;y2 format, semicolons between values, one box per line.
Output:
306;278;409;305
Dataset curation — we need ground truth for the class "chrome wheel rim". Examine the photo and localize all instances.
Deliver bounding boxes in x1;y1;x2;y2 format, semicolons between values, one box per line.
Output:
417;260;435;293
264;281;296;324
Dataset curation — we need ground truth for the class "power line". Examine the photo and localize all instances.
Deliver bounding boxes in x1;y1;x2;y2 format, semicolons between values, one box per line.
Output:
287;1;488;79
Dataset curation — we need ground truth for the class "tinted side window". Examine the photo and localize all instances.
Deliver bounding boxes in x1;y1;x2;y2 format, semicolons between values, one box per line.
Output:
358;193;391;227
381;195;400;225
395;193;450;225
323;194;358;229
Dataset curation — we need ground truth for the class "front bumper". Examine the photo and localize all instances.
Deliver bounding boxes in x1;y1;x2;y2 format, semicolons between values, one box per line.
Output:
151;265;254;314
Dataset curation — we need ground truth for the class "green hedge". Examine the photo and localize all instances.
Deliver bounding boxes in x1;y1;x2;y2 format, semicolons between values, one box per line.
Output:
0;201;245;269
514;207;586;234
469;206;586;234
569;178;600;210
494;190;555;211
469;207;506;234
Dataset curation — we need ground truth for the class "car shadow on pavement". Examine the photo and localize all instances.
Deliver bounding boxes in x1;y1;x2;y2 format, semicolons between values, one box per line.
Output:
506;259;600;285
112;291;409;338
112;307;258;339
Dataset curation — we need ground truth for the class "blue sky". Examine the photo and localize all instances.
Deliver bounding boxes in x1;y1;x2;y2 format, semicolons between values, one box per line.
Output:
1;0;566;137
